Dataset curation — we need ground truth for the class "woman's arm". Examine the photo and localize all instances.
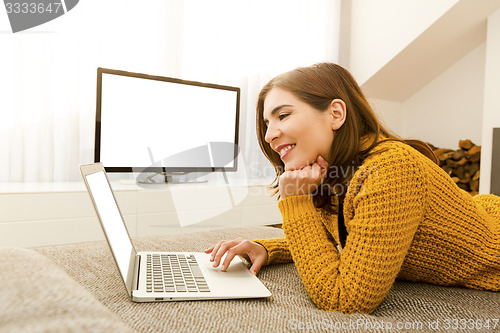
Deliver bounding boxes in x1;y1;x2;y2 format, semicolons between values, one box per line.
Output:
281;148;427;314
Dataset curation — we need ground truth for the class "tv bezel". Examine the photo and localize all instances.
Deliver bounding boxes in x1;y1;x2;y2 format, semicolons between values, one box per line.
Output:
94;67;241;173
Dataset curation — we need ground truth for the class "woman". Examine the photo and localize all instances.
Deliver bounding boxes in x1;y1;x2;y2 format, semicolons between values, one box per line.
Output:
205;62;500;314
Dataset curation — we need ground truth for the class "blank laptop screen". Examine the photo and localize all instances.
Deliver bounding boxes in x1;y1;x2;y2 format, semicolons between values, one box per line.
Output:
85;171;133;280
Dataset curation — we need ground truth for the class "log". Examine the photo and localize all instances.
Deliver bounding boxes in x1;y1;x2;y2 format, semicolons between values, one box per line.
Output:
468;163;480;177
438;151;455;162
459;139;475;150
432;140;481;195
470;179;479;192
466;145;481;157
453;166;465;179
456;157;468;166
469;151;481;163
452;149;466;160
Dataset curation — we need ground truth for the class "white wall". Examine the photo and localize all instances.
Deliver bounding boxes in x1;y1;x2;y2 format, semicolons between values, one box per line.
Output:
349;0;458;85
480;7;500;194
400;43;486;148
369;98;403;135
369;42;486;149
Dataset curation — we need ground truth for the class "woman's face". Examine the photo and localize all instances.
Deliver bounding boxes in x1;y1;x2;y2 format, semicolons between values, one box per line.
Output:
263;87;337;171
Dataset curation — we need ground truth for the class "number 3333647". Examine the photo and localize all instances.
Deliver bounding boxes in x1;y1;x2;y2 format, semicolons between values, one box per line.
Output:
5;2;63;14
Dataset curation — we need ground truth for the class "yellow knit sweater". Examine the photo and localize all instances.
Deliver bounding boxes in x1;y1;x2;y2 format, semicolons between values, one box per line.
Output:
255;140;500;314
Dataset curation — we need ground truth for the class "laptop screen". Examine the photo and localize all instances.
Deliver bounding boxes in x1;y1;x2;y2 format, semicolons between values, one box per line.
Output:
85;170;134;281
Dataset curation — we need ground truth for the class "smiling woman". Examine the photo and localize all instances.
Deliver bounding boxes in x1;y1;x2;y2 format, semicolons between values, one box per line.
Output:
207;62;500;314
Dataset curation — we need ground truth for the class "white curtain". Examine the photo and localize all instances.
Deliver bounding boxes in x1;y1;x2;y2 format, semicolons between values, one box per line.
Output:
0;0;340;183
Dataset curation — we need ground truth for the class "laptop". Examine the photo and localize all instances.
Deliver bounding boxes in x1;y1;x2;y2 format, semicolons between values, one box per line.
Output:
80;162;271;302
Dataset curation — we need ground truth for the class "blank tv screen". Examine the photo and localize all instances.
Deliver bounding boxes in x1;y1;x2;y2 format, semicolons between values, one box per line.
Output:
95;68;240;172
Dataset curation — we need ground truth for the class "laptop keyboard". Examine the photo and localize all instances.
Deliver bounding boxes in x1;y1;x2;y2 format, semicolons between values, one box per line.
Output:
146;254;210;293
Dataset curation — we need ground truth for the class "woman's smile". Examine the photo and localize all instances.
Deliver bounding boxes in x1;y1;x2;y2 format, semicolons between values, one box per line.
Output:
276;144;296;160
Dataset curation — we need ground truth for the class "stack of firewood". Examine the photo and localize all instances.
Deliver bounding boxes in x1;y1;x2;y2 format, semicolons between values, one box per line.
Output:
428;140;481;195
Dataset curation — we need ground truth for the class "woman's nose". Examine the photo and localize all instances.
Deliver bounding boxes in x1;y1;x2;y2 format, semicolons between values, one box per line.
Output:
264;123;280;143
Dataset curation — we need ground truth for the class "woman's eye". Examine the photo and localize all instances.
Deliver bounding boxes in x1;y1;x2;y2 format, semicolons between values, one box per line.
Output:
278;113;290;120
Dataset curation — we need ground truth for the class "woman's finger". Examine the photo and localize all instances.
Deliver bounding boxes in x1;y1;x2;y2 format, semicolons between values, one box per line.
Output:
212;238;243;267
204;245;215;254
220;242;247;271
249;255;266;275
317;155;328;169
209;240;226;262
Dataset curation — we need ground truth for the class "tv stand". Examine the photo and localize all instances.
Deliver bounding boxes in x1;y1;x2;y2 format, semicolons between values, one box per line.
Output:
138;171;208;185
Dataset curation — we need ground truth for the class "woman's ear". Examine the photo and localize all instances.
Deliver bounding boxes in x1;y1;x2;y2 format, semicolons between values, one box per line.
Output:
330;99;346;130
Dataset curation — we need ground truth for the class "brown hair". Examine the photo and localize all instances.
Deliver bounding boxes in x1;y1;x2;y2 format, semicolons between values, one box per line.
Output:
256;62;437;212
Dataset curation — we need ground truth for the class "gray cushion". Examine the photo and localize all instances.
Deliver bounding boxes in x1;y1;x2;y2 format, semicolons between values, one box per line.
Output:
0;247;133;333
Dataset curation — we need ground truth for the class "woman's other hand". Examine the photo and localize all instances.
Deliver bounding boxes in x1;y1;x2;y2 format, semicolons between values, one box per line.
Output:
204;237;268;275
279;155;328;199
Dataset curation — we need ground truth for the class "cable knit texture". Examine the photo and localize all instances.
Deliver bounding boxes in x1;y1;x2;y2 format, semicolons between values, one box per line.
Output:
255;140;500;314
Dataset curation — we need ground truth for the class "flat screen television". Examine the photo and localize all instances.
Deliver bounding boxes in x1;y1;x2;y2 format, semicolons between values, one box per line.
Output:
94;68;240;180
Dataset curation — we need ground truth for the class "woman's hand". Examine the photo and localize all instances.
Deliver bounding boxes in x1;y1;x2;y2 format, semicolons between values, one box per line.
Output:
279;155;328;199
205;237;268;275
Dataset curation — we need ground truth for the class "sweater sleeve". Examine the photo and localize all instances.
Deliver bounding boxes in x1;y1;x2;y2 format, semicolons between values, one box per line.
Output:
253;198;333;266
253;237;293;265
280;147;427;314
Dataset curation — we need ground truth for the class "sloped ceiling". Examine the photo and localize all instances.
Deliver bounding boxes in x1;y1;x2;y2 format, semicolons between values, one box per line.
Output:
360;0;500;102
